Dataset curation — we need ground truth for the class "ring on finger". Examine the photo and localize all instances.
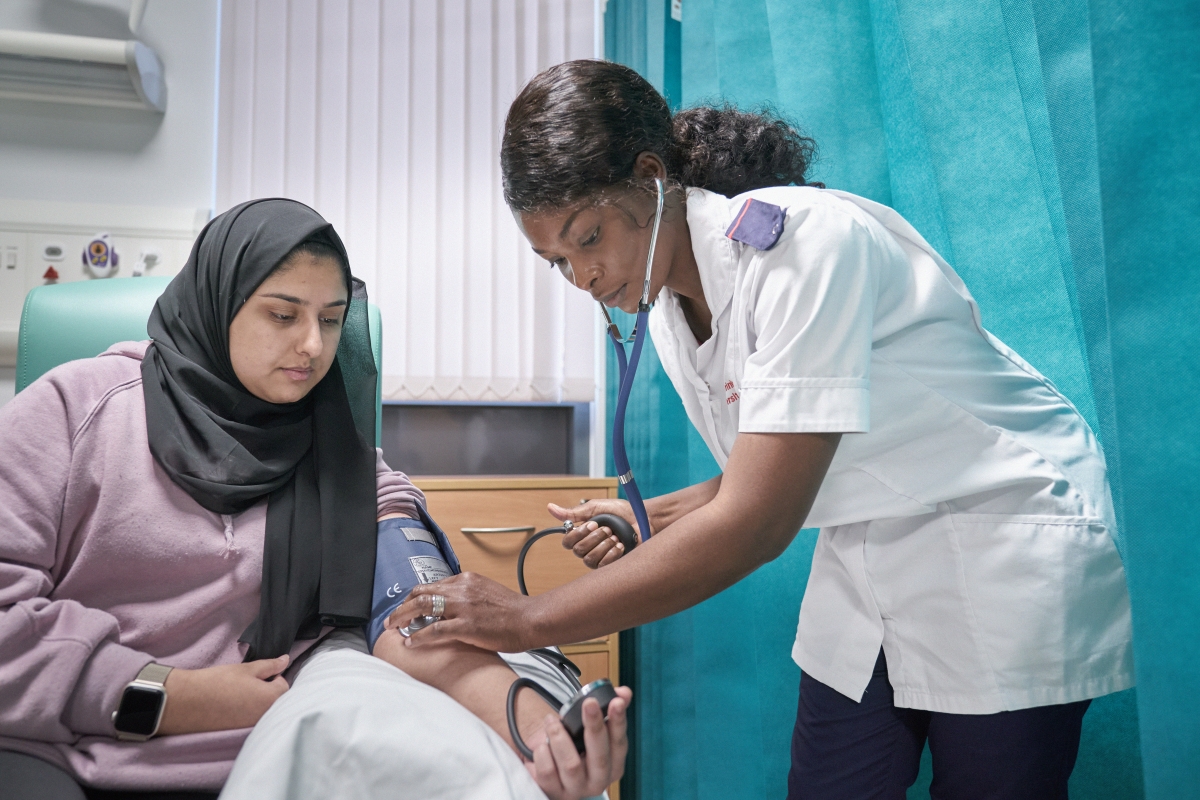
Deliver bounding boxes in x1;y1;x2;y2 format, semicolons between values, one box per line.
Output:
430;594;446;619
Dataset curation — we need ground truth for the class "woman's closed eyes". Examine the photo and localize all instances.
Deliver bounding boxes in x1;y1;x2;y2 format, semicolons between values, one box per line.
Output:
268;309;343;326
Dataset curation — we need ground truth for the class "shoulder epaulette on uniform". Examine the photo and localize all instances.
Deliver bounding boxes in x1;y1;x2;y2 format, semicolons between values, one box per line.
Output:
725;198;787;250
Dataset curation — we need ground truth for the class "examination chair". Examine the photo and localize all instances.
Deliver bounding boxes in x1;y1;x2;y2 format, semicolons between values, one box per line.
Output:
15;276;383;442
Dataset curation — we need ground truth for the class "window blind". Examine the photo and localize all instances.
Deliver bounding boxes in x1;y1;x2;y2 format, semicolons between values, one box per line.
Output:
217;0;600;401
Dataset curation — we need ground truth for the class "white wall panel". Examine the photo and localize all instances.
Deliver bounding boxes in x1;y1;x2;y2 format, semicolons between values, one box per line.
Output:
218;0;598;402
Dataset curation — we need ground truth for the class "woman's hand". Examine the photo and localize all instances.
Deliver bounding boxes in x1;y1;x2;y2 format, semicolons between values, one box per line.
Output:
156;655;290;735
385;573;537;653
549;499;639;569
528;687;632;800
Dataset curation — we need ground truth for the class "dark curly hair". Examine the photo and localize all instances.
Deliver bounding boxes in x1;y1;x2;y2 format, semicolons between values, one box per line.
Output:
501;59;817;212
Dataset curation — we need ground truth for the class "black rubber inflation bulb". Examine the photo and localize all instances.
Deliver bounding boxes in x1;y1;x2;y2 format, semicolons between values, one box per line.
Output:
589;513;639;551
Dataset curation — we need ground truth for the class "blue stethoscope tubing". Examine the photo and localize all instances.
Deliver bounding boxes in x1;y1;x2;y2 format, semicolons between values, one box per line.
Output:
608;310;652;544
602;177;664;546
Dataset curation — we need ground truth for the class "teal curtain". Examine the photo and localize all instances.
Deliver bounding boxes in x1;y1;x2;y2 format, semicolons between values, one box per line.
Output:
605;0;1197;797
605;0;682;108
1089;1;1200;796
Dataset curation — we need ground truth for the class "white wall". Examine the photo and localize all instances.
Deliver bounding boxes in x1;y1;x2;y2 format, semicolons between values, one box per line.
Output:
0;0;220;403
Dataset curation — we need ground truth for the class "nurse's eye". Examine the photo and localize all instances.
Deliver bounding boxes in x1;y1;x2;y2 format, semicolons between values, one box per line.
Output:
581;228;599;247
270;312;295;323
548;257;574;284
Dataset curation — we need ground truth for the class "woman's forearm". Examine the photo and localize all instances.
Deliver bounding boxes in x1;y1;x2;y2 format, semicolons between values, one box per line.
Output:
529;499;777;647
529;433;838;647
645;475;721;533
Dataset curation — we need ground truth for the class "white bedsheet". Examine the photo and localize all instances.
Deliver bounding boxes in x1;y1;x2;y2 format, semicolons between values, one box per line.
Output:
220;632;602;800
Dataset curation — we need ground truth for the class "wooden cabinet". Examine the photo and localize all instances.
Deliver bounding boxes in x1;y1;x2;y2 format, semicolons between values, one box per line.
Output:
412;476;622;799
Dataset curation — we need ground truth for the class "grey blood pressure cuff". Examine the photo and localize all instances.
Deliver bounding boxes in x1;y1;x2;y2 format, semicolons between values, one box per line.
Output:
367;504;461;651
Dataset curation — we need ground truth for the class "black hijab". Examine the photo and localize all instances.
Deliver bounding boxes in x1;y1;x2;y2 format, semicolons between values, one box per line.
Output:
141;198;377;661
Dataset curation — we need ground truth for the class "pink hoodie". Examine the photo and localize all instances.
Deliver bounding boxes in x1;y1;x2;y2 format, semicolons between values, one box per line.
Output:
0;341;425;790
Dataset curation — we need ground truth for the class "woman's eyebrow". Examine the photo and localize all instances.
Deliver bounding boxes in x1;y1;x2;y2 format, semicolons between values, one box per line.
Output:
260;293;348;308
559;208;586;239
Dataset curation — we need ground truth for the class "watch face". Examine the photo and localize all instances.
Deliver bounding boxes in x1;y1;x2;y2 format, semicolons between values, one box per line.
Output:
114;685;164;736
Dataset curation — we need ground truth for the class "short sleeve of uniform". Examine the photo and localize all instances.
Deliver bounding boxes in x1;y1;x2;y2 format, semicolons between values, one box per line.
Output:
739;200;880;434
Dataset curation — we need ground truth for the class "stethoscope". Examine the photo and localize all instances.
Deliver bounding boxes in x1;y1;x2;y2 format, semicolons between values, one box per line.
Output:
522;176;664;563
600;176;663;549
505;178;664;761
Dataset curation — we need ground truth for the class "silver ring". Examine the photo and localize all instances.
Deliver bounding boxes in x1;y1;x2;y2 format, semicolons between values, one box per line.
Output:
430;594;446;619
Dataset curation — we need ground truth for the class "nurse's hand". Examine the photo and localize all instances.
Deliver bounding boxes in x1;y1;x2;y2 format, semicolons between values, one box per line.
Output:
549;499;639;568
386;572;535;653
529;687;632;800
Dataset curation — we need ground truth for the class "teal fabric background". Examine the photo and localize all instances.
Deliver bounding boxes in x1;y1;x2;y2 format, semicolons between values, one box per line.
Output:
604;0;1196;797
1089;1;1200;796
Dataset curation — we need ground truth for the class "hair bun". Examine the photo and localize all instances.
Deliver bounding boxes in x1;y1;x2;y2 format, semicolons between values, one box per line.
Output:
672;106;816;198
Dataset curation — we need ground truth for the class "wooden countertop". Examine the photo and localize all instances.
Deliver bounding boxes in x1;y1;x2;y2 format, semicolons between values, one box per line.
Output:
411;475;619;491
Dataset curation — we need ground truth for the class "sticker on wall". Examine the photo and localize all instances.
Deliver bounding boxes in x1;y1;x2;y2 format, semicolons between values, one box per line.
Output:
83;233;118;279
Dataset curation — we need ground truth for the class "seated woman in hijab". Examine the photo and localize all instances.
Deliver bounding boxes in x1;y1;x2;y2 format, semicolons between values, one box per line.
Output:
0;199;628;800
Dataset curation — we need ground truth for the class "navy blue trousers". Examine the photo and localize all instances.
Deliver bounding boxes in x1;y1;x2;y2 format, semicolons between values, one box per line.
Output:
787;651;1090;800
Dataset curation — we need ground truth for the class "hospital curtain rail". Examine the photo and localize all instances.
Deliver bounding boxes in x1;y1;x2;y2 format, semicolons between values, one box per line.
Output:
604;0;1198;798
215;0;598;403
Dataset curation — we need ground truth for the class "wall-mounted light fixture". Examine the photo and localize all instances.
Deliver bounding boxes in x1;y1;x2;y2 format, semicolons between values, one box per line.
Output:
0;26;166;113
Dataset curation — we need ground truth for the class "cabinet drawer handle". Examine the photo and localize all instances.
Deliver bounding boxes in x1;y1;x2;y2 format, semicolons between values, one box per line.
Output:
461;526;536;535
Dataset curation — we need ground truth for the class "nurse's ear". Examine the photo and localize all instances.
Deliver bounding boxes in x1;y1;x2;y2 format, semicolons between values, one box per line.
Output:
631;152;685;212
630;152;686;231
632;151;668;181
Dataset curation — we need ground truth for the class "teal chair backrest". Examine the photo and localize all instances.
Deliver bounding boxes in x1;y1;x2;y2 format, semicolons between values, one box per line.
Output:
15;278;383;445
16;277;175;393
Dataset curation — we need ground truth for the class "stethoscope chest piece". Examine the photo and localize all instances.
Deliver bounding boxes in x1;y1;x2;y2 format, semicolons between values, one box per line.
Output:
397;614;438;638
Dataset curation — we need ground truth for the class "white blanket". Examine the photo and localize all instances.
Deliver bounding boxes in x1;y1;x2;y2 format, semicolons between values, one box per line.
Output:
220;633;600;800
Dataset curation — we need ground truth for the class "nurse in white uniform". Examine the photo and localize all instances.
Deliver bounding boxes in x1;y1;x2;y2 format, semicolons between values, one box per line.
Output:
391;60;1134;799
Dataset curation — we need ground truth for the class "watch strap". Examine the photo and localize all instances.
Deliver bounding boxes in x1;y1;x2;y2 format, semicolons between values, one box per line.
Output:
134;662;173;688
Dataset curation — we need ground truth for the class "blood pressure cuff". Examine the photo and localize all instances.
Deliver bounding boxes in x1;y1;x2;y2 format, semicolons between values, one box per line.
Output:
367;504;461;651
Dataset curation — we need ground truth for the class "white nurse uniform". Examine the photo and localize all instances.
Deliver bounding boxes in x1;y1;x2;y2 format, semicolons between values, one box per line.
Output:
648;186;1134;714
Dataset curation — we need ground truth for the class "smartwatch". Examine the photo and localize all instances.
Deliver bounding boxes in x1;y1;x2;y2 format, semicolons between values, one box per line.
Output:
111;663;173;741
